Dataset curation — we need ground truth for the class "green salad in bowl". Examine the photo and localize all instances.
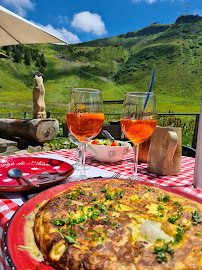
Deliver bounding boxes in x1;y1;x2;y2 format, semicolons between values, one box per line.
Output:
90;139;121;146
87;139;132;163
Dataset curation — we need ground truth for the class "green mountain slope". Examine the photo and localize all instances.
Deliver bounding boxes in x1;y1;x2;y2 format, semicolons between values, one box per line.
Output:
0;15;201;117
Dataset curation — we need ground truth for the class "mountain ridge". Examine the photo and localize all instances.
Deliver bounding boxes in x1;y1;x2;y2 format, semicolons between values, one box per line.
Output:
0;15;201;116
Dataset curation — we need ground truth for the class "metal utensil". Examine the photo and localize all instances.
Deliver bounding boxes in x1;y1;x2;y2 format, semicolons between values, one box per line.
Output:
102;130;115;142
8;168;38;187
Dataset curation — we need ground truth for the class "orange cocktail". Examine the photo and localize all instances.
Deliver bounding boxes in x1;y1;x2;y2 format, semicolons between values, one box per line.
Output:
121;92;157;180
66;113;104;143
67;88;104;180
121;119;157;145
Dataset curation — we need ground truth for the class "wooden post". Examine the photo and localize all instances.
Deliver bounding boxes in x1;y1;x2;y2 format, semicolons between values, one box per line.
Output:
192;114;200;149
63;122;69;136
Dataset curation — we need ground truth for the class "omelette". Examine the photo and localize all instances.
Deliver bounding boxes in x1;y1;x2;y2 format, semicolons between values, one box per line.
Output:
33;180;202;270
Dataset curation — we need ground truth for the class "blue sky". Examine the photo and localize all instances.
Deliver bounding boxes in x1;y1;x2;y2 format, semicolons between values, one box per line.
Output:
0;0;201;44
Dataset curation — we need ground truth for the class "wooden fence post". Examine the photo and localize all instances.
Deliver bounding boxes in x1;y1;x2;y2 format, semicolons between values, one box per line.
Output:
47;111;51;118
23;112;27;119
192;114;200;149
63;122;69;136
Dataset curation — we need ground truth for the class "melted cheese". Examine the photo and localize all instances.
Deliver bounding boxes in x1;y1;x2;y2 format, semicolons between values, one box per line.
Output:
119;204;133;211
49;242;66;261
24;209;43;261
145;203;159;214
140;220;174;244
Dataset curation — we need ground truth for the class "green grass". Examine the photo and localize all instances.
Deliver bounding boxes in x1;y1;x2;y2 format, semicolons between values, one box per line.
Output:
0;16;201;118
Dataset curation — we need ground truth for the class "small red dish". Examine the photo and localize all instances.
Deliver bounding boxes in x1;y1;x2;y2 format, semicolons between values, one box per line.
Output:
4;178;202;270
0;156;74;191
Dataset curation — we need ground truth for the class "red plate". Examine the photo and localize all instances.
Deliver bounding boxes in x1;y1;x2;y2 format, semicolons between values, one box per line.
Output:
0;156;74;191
4;179;202;270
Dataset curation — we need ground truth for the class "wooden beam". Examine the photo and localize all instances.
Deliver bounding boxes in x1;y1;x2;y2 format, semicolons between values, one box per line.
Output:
103;100;124;104
0;118;59;143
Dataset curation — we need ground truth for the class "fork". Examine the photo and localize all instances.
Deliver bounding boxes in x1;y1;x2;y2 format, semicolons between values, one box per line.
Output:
111;173;121;179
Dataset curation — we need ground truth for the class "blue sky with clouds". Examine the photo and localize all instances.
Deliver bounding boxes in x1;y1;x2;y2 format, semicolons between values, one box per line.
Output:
0;0;201;44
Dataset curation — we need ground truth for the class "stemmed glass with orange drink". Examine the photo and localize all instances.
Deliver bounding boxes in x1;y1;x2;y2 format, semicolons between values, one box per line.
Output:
66;88;104;180
121;92;157;180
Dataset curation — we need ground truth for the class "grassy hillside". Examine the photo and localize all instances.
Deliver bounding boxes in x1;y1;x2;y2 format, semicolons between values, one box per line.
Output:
0;15;201;119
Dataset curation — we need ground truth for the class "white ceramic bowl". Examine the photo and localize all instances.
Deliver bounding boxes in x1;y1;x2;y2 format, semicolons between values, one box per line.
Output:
86;140;132;163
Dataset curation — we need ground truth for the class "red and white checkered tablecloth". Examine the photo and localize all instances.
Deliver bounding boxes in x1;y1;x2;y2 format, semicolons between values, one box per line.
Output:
0;149;201;270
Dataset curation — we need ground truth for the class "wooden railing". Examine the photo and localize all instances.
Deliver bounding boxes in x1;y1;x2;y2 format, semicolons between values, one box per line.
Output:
2;110;200;149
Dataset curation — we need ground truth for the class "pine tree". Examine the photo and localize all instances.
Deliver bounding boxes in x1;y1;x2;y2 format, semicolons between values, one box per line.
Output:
13;47;22;63
2;46;12;57
31;49;39;60
24;48;31;65
35;55;42;67
40;53;47;67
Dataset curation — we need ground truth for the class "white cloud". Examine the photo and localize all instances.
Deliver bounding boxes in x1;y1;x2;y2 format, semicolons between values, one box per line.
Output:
132;0;167;3
35;23;81;44
71;11;107;36
193;9;202;16
146;0;157;3
57;15;69;25
0;0;34;16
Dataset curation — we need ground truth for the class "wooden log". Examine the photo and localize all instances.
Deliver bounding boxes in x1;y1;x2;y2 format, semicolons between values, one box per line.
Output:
0;118;59;143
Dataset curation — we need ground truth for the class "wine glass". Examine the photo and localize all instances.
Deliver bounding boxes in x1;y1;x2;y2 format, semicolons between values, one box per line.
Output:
68;132;90;170
120;92;157;181
66;88;104;180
